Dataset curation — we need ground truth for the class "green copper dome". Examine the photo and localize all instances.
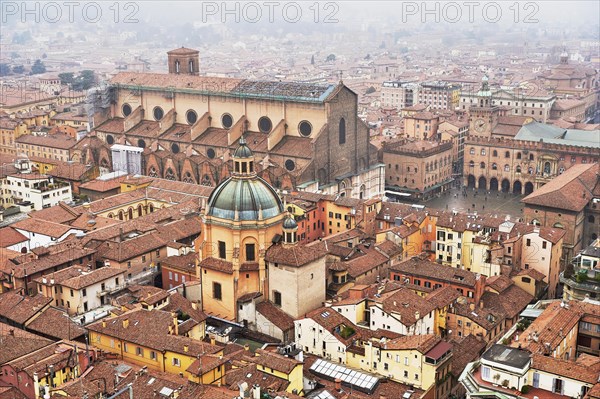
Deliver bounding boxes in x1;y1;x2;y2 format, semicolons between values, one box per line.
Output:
207;176;284;221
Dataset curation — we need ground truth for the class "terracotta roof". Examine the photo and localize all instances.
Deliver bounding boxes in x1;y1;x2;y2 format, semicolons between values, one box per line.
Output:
9;247;96;278
375;287;436;325
36;266;124;290
11;217;76;238
162;252;198;274
385;334;441;353
450;335;486;377
0;292;51;325
485;275;514;293
265;242;327;267
390;257;480;287
532;354;600;384
515;268;546;281
16;133;77;149
0;322;53;364
426;285;461;308
198;257;233;274
162;292;207;324
515;300;582;354
256;301;295;332
29;202;81;224
0;227;28;248
252;349;302;374
481;285;533;320
86;309;221;357
522;163;598;212
26;306;86;340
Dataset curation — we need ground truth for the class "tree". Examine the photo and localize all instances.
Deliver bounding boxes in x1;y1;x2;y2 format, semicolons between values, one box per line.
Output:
0;64;11;77
58;72;75;86
12;65;25;74
326;54;336;62
30;59;46;75
72;70;96;91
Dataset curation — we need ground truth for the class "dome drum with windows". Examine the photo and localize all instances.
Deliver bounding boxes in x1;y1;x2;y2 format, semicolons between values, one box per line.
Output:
206;136;284;221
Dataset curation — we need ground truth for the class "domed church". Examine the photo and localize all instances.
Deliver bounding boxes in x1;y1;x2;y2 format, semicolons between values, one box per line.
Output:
196;137;288;321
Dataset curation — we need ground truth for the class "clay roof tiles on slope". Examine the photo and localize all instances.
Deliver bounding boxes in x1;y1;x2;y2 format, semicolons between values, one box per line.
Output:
265;243;327;267
390;257;479;287
11;217;75;238
522;163;598;212
0;292;51;325
0;227;28;248
0;321;53;364
26;307;86;340
256;301;295;332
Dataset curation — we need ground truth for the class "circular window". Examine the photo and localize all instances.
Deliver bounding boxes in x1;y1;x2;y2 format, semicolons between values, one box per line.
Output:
285;159;296;171
186;110;197;125
207;148;216;159
122;103;132;117
153;106;164;121
221;113;233;129
106;134;114;145
137;139;146;148
258;116;272;133
171;143;180;154
299;120;312;137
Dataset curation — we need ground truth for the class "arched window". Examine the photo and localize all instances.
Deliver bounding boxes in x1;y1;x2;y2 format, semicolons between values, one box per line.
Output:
149;203;154;213
529;153;534;161
589;215;596;224
492;163;497;170
128;208;133;220
516;152;522;159
531;219;540;226
480;162;485;169
481;149;486;156
175;60;180;73
188;59;194;73
504;164;510;172
470;148;475;155
469;161;474;168
118;210;124;220
505;151;510;158
492;150;498;157
553;222;564;229
137;205;143;217
339;118;346;145
108;213;114;219
516;166;521;173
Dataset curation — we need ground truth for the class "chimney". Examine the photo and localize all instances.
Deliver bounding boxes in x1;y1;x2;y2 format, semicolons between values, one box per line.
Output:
479;300;484;309
172;311;179;335
210;336;216;346
184;345;189;353
335;378;342;392
414;311;420;320
122;319;129;328
244;344;250;351
469;303;475;311
102;320;107;328
252;384;261;399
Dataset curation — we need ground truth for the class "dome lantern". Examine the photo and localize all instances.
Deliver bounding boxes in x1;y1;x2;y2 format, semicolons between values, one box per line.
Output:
233;135;255;177
282;214;298;245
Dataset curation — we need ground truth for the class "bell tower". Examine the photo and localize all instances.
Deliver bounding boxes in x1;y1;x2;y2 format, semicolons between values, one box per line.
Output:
468;75;500;137
167;47;200;75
